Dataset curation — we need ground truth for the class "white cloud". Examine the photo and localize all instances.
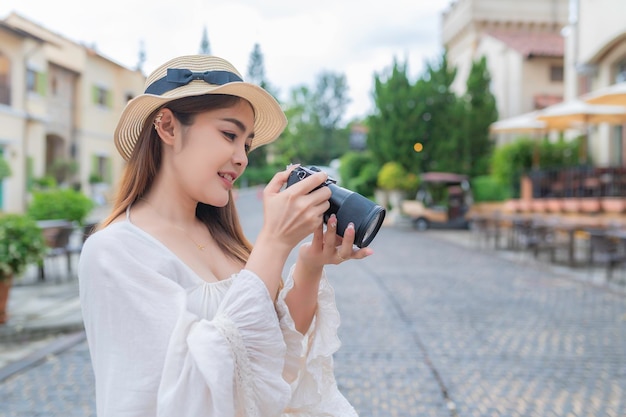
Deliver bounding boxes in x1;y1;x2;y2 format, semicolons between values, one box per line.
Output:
0;0;451;121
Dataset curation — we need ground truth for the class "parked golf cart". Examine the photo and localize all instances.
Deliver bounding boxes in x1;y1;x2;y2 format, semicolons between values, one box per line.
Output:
401;172;473;230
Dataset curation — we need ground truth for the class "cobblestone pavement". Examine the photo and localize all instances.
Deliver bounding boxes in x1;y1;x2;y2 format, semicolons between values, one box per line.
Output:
1;192;625;416
332;226;626;417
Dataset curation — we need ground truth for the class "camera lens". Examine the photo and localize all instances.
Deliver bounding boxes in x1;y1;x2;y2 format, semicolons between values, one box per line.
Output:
330;185;386;248
360;209;385;247
285;165;386;247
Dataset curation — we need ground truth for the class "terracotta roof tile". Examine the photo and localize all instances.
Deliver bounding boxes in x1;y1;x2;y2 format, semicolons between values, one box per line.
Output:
486;30;564;58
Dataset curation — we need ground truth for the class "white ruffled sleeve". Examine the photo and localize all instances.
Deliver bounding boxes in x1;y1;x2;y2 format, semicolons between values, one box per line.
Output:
275;265;359;417
79;226;290;417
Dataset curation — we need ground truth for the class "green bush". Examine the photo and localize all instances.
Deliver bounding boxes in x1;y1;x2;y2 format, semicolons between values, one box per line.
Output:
0;156;11;181
89;173;104;184
0;214;47;279
490;136;583;198
345;162;379;198
238;165;280;187
339;152;375;182
471;175;510;202
402;173;421;195
31;176;58;190
491;138;535;188
339;152;380;198
377;161;408;190
27;188;94;225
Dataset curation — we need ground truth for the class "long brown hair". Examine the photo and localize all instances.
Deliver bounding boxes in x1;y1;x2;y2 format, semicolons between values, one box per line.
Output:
101;94;253;264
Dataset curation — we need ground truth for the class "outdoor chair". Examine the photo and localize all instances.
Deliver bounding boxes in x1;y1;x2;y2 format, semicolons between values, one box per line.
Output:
470;214;500;249
511;218;568;263
38;222;76;281
586;230;626;282
66;222;98;263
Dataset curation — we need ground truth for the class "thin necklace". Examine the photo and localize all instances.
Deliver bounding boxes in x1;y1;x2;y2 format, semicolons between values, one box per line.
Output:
139;197;207;251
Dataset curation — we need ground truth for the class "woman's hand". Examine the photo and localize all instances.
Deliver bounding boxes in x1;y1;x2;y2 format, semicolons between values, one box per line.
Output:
285;214;374;333
298;213;374;272
245;166;333;299
257;166;332;251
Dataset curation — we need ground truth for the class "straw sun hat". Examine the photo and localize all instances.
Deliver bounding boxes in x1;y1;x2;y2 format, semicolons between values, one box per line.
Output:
114;55;287;161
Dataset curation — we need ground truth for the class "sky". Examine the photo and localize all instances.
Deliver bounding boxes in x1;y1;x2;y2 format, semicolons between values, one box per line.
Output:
0;0;452;122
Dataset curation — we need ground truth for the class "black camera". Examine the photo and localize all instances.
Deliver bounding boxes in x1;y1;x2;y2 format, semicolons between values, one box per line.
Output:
286;166;386;248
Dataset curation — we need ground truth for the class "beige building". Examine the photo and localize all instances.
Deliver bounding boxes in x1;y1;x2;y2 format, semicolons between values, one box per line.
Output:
441;0;626;167
564;0;626;166
442;0;568;120
0;13;145;213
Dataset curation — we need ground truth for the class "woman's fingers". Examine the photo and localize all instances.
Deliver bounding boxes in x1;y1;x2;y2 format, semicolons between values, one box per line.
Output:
334;220;374;263
263;165;298;195
311;222;324;249
288;171;329;196
259;167;334;249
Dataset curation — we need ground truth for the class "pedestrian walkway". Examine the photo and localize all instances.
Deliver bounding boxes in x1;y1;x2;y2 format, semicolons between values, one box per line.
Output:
428;226;626;296
1;222;624;378
1;211;625;416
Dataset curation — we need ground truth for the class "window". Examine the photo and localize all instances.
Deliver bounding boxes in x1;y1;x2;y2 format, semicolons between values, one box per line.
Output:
0;54;10;105
26;68;46;95
26;68;36;92
550;65;564;82
92;85;112;108
50;76;58;95
614;58;626;83
91;154;112;183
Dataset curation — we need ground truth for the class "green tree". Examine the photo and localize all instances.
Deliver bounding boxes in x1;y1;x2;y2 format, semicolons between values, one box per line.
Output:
247;43;277;95
414;52;463;173
273;86;320;166
312;71;351;163
246;43;279;169
274;72;350;166
199;26;211;55
462;56;498;176
367;58;421;172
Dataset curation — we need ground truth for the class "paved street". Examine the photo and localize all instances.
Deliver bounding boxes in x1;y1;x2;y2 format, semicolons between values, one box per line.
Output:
0;188;625;416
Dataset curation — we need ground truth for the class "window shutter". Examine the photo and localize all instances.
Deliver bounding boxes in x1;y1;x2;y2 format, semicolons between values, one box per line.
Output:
37;72;47;96
91;85;98;104
91;155;98;178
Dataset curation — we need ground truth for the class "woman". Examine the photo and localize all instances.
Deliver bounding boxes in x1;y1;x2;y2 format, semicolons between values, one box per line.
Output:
78;55;372;417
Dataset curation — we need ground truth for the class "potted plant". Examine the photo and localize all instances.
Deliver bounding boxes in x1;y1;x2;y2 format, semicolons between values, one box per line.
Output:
0;214;47;324
27;188;95;226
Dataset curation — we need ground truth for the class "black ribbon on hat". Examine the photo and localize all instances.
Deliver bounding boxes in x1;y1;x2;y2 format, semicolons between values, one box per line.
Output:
144;68;243;95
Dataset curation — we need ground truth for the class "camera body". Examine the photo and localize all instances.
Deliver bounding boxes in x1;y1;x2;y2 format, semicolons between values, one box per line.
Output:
287;165;336;190
286;166;385;248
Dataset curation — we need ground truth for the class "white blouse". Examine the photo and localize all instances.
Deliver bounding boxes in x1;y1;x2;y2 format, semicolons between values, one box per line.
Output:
78;218;358;417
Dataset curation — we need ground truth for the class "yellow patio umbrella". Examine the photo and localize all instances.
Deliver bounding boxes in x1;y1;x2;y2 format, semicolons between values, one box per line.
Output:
536;99;626;162
582;82;626;106
489;111;547;133
536;99;626;128
490;111;547;167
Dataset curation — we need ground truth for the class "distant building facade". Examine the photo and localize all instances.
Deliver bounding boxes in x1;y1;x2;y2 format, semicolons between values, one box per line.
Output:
0;13;145;213
442;0;568;123
441;0;626;166
564;0;626;165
